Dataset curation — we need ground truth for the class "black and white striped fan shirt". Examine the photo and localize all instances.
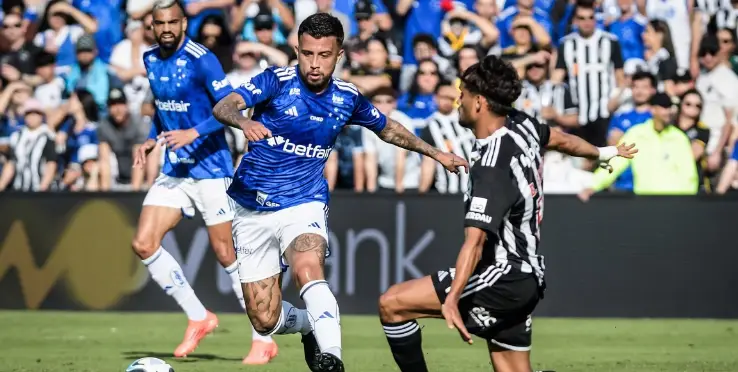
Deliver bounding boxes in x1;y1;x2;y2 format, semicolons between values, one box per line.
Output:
556;29;623;125
463;109;548;283
420;111;476;194
696;0;733;17
516;80;577;125
7;125;57;191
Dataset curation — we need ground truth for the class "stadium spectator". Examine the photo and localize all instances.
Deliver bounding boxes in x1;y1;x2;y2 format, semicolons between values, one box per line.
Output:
643;20;678;95
344;0;400;70
715;27;738;73
33;0;97;75
342;37;398;93
109;20;151;118
644;0;693;74
64;34;123;114
419;81;473;194
326;126;365;192
196;15;233;70
0;12;42;86
97;88;149;191
579;93;698;199
362;87;420;193
33;52;65;114
226;40;265;87
0;98;57;191
72;0;124;63
437;5;499;58
233;0;294;45
396;0;445;64
247;11;294;67
0;82;32;145
500;21;550;78
608;58;649;116
182;0;235;39
695;34;738;173
335;0;391;36
58;89;98;191
607;0;646;63
516;62;577;128
674;89;711;191
399;34;454;92
313;0;351;38
496;0;552;49
398;59;441;134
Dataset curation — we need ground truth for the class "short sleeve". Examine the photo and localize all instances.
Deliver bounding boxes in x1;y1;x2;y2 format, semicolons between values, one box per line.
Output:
234;69;279;108
563;85;577;113
420;126;434;146
658;58;678;82
350;92;387;132
464;165;519;233
696;126;710;145
611;39;624;69
197;52;232;102
555;44;567;70
43;137;57;162
97;120;113;143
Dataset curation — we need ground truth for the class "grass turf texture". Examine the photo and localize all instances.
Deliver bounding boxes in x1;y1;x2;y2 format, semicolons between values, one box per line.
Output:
0;311;736;372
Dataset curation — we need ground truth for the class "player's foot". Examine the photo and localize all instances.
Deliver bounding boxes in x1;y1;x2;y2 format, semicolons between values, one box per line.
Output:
316;352;344;372
242;340;279;365
173;311;219;358
301;332;322;372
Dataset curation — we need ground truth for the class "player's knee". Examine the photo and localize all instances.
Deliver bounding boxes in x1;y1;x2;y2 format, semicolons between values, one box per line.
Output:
210;237;235;265
378;286;403;323
131;236;158;260
290;255;323;285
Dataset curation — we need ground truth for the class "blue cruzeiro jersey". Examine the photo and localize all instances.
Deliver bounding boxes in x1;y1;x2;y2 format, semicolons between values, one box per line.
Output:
228;66;387;211
144;38;234;179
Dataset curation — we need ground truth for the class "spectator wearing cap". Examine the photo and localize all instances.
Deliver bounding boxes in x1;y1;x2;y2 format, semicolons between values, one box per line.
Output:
233;0;295;46
98;87;151;191
239;10;295;67
342;37;399;93
344;0;400;70
695;33;738;174
57;89;99;191
0;12;43;86
335;0;391;36
579;92;698;199
33;0;98;75
643;19;678;96
0;98;58;192
362;87;419;193
496;0;552;49
65;33;123;115
606;0;646;63
109;20;151;118
438;4;499;58
72;0;124;63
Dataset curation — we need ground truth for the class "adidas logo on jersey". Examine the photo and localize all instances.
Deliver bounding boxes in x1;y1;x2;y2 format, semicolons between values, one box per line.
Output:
155;99;191;112
267;136;332;159
284;106;298;117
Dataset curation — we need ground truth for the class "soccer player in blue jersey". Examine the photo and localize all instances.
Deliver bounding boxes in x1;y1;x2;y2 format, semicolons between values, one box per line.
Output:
130;0;278;363
212;13;469;372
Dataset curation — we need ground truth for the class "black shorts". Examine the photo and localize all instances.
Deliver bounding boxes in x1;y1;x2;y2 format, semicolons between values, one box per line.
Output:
570;117;609;147
432;264;541;351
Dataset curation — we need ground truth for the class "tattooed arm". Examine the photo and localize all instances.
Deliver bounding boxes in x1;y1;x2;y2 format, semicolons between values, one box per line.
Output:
377;118;441;158
213;92;249;129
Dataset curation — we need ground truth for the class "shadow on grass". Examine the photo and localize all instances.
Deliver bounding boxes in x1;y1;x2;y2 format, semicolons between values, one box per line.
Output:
122;351;242;362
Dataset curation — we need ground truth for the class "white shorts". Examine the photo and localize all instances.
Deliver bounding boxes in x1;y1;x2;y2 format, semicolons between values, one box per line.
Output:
142;173;236;226
233;201;329;283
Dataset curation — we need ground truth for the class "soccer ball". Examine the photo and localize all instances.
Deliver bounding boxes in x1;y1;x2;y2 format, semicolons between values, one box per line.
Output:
125;357;174;372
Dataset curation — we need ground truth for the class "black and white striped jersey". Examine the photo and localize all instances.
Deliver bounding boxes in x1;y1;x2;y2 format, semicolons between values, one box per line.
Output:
464;109;549;284
516;81;577;126
556;29;623;125
8;125;57;191
420;111;476;194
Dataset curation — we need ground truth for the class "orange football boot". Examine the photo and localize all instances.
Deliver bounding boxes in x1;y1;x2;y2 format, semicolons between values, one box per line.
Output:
242;340;279;365
173;311;219;358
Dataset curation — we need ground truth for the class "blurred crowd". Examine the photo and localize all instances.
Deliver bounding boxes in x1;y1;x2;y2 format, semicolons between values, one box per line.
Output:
1;0;738;196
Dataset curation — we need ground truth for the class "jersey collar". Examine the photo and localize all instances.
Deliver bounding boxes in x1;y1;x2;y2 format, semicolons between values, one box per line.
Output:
476;126;509;148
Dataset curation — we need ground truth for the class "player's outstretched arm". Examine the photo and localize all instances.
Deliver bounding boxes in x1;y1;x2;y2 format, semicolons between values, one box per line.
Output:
378;118;469;173
547;128;637;166
213;92;249;129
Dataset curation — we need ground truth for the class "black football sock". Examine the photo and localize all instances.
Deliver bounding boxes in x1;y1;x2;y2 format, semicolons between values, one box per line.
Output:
382;320;428;372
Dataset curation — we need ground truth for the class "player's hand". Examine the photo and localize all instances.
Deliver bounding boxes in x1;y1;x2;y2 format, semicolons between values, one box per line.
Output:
435;152;469;174
441;296;473;345
133;139;157;168
240;119;272;142
160;128;199;150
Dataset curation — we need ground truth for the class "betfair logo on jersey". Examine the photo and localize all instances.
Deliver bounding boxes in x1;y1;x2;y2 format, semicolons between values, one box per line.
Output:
211;78;230;91
155;99;191;112
465;212;491;223
267;136;332;159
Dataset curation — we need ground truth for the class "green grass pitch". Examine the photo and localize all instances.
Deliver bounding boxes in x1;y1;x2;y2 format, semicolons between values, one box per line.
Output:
0;311;736;371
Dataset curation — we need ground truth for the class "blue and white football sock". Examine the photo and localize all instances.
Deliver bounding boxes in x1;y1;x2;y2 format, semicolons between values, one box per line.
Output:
300;280;342;359
143;247;207;321
224;262;275;343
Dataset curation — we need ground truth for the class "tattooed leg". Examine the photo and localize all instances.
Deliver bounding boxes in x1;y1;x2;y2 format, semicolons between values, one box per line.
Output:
286;233;343;360
242;273;311;337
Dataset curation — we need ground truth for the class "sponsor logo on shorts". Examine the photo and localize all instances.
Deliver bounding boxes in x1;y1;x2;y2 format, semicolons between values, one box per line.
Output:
466;212;491;223
236;246;257;256
469;197;487;213
470;307;496;328
170;269;186;287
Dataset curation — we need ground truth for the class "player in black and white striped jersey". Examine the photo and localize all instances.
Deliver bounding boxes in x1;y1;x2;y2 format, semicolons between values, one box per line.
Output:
378;55;637;372
515;62;579;128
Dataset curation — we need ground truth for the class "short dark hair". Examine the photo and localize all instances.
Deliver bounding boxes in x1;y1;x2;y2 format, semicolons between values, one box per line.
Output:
461;55;521;116
434;79;455;93
631;70;657;88
298;13;344;46
412;34;437;49
575;0;595;12
369;86;397;100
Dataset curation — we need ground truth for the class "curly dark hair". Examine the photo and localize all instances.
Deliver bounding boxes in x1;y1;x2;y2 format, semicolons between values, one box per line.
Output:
461;55;522;116
298;13;344;46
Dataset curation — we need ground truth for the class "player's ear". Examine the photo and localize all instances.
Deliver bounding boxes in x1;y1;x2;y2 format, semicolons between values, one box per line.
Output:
474;94;483;113
182;17;188;33
337;48;344;63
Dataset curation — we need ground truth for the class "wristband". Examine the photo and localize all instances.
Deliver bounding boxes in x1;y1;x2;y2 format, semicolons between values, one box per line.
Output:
597;146;618;162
